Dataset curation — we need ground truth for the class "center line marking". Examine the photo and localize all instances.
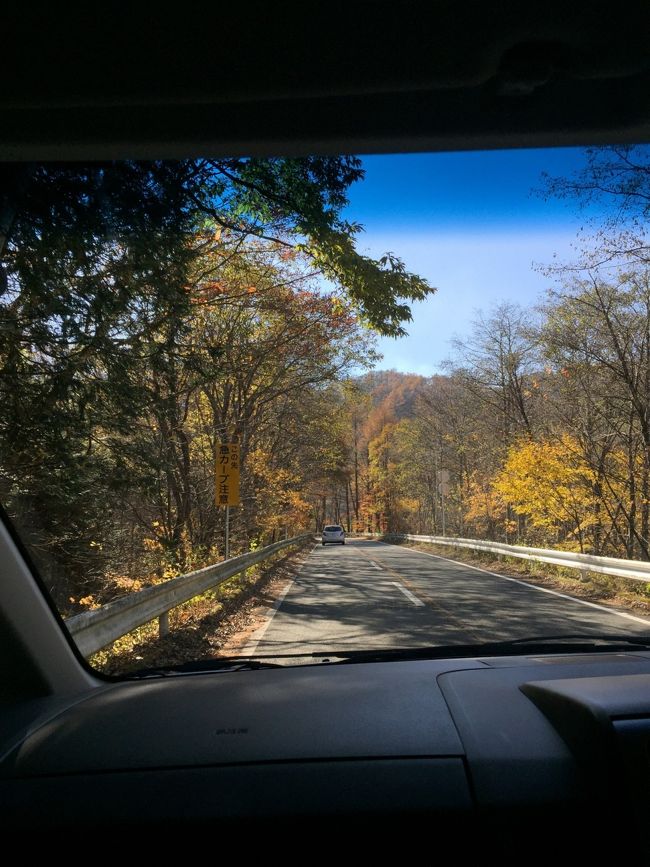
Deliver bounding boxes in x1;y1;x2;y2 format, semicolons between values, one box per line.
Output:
391;581;425;606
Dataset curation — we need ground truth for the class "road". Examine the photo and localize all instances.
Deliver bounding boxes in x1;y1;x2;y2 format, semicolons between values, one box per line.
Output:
244;539;650;657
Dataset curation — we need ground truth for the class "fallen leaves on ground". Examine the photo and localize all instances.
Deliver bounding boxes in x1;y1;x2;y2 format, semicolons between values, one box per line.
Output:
94;543;312;675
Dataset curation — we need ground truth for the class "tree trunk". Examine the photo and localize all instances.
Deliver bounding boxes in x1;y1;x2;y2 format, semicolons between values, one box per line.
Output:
345;481;351;532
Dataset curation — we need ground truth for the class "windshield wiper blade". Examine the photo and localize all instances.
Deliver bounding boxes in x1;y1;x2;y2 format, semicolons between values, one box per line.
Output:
126;635;650;675
310;634;650;664
502;633;650;646
126;649;336;677
127;657;287;677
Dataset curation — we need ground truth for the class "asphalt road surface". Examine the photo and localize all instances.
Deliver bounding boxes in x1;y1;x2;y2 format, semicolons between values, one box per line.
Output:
244;539;650;658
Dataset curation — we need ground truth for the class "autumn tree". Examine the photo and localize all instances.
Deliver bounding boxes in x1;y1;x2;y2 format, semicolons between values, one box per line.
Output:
539;269;650;557
1;157;425;605
494;436;599;551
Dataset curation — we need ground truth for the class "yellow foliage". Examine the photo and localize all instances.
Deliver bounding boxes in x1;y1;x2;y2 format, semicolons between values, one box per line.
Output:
397;497;421;513
464;472;506;530
78;595;100;610
494;435;596;539
247;447;310;533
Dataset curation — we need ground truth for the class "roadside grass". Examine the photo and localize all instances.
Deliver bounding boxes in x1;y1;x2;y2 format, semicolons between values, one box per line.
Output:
382;536;650;619
89;539;313;675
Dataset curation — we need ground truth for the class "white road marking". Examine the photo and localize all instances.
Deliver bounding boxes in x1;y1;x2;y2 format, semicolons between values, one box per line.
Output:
239;579;296;656
351;547;384;570
382;542;650;626
239;545;319;655
390;581;425;606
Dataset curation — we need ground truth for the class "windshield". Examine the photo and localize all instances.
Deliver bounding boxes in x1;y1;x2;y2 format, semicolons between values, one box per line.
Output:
3;148;650;675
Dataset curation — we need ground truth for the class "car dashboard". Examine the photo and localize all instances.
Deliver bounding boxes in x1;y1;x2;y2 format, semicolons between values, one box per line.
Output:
2;652;650;855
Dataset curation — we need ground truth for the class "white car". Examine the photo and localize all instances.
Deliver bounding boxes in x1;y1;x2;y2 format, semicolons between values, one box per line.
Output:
321;524;345;545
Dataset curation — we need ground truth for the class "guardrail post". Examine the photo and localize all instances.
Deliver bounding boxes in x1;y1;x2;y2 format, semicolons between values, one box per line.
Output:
158;611;169;637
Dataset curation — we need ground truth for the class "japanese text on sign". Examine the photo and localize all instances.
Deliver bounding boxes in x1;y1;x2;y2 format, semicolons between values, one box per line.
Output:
216;441;240;507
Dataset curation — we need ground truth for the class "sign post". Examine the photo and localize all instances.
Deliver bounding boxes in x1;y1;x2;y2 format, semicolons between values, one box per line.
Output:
216;439;240;559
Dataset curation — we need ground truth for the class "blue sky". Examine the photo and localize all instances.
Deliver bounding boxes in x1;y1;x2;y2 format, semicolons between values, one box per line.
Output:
342;149;600;374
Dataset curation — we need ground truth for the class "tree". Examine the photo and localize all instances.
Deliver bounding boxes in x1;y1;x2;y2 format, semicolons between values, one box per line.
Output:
0;163;196;597
1;158;411;605
448;301;539;443
540;145;650;268
182;157;436;334
494;436;598;551
539;269;650;557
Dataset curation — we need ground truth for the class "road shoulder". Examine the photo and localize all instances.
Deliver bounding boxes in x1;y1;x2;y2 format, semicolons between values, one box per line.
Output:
385;539;650;622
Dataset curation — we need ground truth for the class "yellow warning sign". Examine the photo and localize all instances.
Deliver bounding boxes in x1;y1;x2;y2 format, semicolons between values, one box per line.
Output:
216;441;240;507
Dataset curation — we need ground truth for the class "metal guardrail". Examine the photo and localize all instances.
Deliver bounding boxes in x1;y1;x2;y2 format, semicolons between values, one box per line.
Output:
385;533;650;583
65;533;313;657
